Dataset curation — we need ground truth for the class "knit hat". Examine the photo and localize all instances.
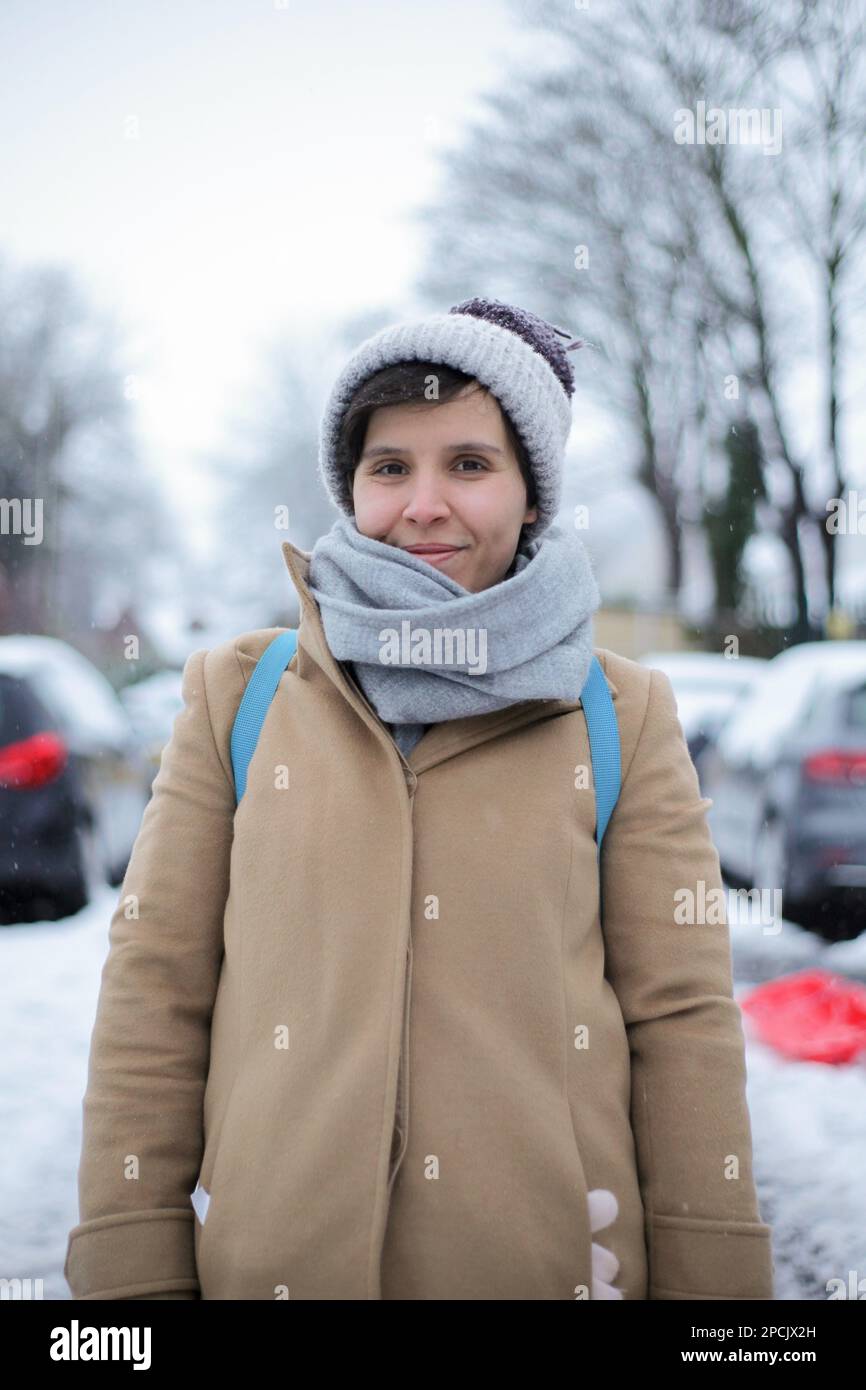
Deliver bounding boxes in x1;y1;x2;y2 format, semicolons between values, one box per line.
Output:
317;296;583;544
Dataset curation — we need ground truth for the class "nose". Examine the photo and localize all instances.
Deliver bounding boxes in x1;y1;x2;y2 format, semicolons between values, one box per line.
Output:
400;469;452;527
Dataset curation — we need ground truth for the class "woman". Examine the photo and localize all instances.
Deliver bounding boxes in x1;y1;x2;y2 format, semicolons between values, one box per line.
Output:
65;298;775;1300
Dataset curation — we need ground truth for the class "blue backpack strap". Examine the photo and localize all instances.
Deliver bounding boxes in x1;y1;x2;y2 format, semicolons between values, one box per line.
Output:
230;630;298;802
579;653;621;860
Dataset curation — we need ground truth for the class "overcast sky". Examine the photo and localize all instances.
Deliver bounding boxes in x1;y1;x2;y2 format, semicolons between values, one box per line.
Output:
0;0;541;517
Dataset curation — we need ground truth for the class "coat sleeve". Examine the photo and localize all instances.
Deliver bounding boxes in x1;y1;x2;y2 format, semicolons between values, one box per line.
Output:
64;647;236;1299
600;665;775;1300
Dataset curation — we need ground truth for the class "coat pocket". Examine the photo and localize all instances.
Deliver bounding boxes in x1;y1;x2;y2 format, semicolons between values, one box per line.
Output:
647;1212;775;1299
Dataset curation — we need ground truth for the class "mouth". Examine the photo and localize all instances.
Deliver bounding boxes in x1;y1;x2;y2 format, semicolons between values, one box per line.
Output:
403;545;465;555
402;545;465;566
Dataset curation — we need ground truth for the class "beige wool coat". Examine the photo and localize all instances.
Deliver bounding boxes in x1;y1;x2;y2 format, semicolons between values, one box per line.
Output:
65;539;775;1300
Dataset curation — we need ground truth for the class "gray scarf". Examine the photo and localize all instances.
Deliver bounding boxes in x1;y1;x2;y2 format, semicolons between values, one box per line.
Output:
307;515;601;758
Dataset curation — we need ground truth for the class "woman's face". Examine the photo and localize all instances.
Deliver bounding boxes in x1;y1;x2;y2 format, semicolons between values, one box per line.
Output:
351;383;538;593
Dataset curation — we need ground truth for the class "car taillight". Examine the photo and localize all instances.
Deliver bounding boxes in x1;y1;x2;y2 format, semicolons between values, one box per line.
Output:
0;731;68;789
803;748;866;784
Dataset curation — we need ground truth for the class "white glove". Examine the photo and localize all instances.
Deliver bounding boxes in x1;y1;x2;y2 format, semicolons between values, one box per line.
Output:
588;1188;624;1299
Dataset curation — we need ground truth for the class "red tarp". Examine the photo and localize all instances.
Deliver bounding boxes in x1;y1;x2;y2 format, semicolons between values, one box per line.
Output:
740;968;866;1064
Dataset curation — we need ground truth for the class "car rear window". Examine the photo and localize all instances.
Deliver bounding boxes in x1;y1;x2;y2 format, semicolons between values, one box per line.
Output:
0;673;54;743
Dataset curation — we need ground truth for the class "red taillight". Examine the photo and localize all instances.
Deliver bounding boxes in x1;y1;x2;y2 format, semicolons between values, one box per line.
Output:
803;748;866;784
0;731;69;789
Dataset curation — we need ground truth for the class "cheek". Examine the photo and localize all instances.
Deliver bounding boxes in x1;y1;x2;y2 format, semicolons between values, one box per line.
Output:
353;485;394;527
462;485;515;525
466;493;523;542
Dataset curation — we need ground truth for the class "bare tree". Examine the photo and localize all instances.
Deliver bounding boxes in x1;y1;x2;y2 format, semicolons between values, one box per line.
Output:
410;0;866;634
0;255;168;642
705;0;866;611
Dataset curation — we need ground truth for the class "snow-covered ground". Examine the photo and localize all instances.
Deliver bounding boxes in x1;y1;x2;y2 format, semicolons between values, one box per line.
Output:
1;883;864;1300
729;910;866;1301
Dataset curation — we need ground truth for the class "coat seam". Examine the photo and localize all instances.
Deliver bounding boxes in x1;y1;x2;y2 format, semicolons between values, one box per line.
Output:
640;1074;656;1283
621;668;659;1277
652;1214;772;1235
68;1208;194;1240
233;642;249;691
368;757;415;1299
616;666;656;800
78;1278;200;1300
559;754;580;1151
559;731;599;1295
204;641;242;1229
199;647;237;797
201;1057;243;1229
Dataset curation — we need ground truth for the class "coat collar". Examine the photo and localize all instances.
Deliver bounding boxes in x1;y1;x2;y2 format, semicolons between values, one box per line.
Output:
237;538;617;775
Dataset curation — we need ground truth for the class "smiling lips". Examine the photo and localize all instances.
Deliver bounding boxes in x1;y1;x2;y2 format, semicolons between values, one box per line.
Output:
403;544;464;568
404;545;463;554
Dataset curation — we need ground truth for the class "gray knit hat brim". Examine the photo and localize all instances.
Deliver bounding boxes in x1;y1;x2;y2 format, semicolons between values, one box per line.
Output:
318;311;573;544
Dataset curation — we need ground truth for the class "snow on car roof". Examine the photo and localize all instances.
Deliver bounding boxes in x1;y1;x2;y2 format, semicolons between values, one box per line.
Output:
0;634;131;748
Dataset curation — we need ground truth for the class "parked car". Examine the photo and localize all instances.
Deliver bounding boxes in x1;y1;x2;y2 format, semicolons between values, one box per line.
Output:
0;636;155;923
0;671;93;923
119;667;184;775
698;640;866;941
639;649;767;768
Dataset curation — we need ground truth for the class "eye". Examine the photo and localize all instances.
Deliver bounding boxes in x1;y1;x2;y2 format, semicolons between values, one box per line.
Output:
371;462;407;476
454;456;488;472
371;456;489;476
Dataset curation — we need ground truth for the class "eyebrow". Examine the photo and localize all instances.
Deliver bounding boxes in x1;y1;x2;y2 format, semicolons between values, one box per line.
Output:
360;441;505;459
